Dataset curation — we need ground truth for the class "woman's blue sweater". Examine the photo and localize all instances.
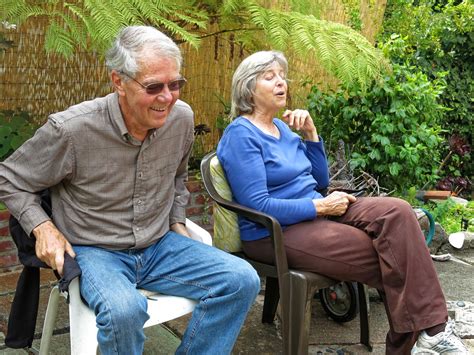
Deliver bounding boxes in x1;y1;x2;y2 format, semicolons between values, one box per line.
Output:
217;116;329;241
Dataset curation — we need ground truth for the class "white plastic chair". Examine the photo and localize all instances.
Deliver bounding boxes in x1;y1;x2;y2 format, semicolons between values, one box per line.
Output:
38;219;212;355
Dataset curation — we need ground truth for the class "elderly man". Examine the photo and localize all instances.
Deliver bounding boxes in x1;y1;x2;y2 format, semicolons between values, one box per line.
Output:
0;26;260;354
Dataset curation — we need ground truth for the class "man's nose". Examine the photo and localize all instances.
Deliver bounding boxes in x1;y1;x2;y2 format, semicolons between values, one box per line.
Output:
156;85;174;102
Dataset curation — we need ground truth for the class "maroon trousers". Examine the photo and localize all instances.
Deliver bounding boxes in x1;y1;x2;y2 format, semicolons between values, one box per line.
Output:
242;197;448;354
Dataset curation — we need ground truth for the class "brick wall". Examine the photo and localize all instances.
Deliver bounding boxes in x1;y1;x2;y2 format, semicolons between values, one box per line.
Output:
0;176;213;274
185;175;214;233
0;209;19;273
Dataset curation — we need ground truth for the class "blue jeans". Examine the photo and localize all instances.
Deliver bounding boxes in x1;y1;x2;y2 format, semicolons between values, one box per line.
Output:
73;231;260;355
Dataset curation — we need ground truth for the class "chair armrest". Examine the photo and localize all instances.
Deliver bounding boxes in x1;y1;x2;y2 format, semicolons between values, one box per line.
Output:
212;197;289;277
185;218;212;246
211;198;280;241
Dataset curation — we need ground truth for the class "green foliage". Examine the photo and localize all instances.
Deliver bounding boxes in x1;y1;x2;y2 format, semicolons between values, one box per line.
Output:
1;0;208;56
429;199;474;235
189;123;211;171
380;0;473;192
241;4;388;89
341;0;362;31
401;188;474;235
1;0;389;89
0;31;15;51
307;38;446;191
0;110;37;161
214;94;231;136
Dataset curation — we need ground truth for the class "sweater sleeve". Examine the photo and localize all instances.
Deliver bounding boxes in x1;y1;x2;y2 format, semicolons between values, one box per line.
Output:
217;124;316;225
303;140;330;190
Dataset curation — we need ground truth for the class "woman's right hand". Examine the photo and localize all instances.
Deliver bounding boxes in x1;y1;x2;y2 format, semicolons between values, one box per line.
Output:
282;109;319;142
313;191;357;216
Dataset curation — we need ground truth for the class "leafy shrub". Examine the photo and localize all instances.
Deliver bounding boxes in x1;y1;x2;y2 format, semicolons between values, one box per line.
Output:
189;123;211;171
307;39;446;191
401;187;473;235
0;110;37;161
434;200;474;235
380;0;473;196
425;199;473;235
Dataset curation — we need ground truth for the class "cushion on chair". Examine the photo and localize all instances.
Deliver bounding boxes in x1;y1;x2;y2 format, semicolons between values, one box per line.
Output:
209;156;242;252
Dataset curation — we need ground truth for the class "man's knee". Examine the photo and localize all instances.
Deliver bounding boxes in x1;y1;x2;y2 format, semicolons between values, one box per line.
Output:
224;259;260;299
241;263;261;295
96;290;149;330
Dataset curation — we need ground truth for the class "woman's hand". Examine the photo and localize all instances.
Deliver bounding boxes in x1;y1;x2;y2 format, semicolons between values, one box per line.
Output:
282;109;319;141
313;191;357;216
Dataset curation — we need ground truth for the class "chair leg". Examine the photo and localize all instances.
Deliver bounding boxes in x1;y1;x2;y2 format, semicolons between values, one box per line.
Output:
284;275;317;355
68;277;100;355
262;277;280;324
357;282;373;352
39;285;61;355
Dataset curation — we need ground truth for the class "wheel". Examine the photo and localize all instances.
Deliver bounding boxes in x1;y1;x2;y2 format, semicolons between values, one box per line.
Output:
319;281;359;323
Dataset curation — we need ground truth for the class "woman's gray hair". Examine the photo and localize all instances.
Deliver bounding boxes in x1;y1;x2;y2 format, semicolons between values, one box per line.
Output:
105;26;182;78
230;51;288;118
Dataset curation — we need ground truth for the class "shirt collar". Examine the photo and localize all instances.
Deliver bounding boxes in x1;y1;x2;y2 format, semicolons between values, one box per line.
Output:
107;92;159;145
107;92;129;138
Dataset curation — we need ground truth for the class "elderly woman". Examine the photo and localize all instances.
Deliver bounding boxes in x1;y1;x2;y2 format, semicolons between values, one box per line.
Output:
216;51;468;354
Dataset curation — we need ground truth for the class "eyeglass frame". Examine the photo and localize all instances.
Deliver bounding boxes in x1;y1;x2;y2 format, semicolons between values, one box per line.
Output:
119;71;187;95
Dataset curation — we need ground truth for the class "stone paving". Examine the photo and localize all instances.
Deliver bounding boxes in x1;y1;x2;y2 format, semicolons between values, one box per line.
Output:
1;247;473;354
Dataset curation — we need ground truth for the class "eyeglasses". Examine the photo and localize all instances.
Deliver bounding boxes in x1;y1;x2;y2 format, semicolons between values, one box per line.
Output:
120;71;187;95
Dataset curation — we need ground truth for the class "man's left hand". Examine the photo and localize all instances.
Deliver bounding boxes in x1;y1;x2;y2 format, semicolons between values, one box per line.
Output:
170;222;191;238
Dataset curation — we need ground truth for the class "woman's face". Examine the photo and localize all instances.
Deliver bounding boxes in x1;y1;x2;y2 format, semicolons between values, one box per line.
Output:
252;61;287;115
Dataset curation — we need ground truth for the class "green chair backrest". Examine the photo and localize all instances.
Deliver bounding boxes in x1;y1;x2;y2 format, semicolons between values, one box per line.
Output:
209;156;242;252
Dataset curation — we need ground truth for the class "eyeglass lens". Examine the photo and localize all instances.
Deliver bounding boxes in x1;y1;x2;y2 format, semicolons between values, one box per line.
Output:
144;79;186;95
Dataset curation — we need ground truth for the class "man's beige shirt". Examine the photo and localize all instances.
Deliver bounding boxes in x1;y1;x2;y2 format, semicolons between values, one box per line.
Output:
0;93;194;249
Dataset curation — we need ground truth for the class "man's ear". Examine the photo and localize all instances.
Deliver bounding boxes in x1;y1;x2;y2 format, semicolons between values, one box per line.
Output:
111;70;126;96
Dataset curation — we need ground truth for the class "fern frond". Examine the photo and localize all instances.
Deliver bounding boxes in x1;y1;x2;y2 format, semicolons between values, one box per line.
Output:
247;5;291;49
155;16;202;47
64;3;97;45
2;0;389;88
3;2;49;23
221;0;252;15
44;21;75;57
244;5;388;89
171;11;208;29
85;0;127;44
55;10;88;49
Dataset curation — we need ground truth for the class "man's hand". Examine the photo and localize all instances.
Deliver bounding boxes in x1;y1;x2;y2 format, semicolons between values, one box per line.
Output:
32;220;75;276
313;191;357;217
170;222;190;238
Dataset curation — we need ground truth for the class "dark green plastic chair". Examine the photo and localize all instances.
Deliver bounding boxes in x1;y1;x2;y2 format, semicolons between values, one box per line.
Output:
201;152;372;355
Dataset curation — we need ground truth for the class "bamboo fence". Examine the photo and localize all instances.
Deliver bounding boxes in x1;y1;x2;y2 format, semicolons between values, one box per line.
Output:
0;0;387;151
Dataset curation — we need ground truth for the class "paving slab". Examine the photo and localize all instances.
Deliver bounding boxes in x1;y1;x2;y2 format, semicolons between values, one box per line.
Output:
1;248;473;354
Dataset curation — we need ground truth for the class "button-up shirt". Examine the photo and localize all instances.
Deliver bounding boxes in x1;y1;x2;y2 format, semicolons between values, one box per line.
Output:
0;93;194;249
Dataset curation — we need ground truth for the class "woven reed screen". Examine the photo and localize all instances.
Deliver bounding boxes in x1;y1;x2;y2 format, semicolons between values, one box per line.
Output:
0;0;386;151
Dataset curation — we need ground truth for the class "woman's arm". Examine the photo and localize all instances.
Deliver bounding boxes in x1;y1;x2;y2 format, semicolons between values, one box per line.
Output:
282;109;329;189
217;124;316;225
